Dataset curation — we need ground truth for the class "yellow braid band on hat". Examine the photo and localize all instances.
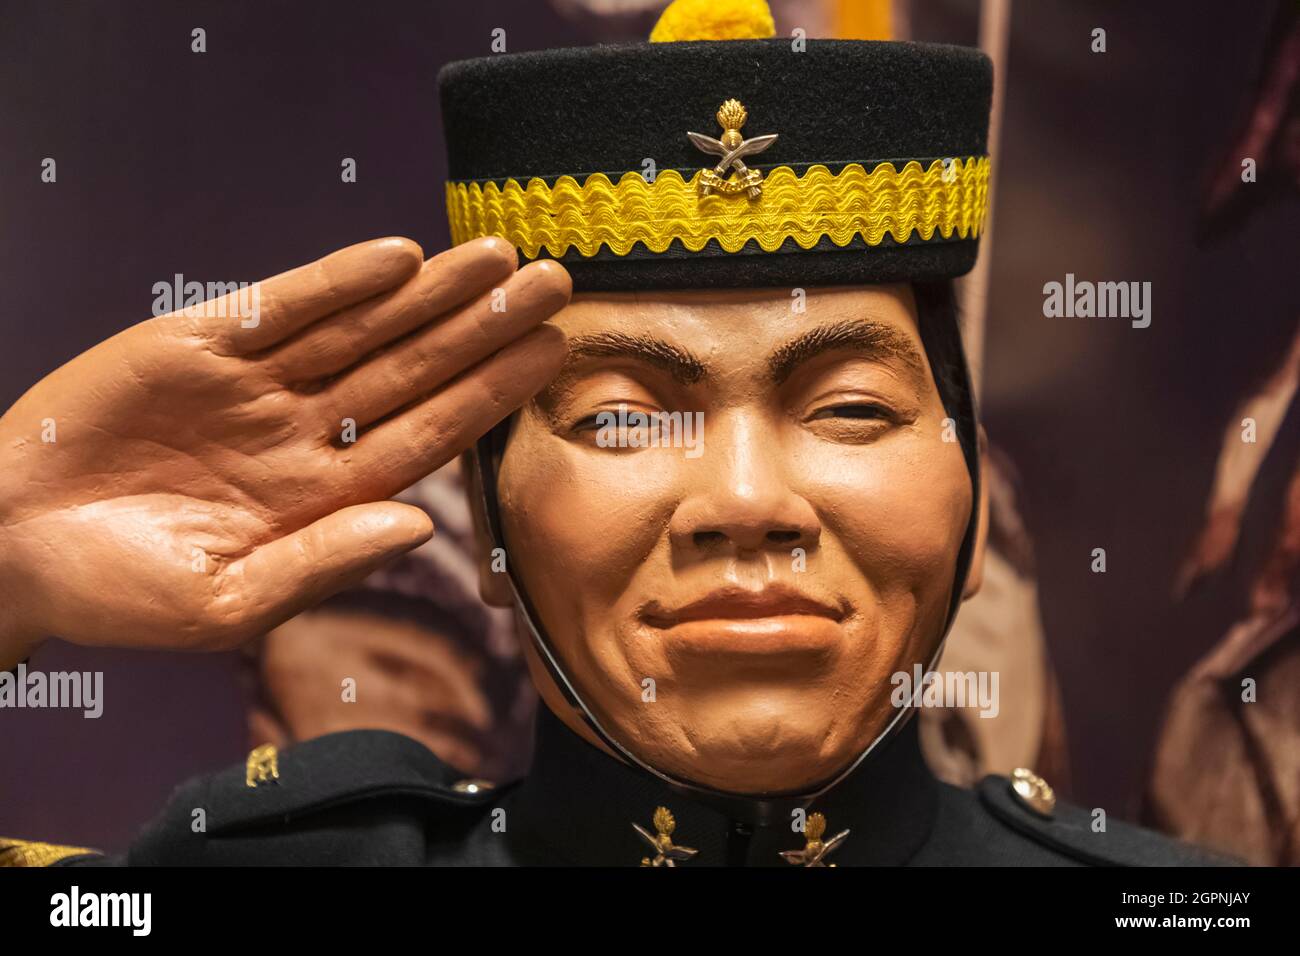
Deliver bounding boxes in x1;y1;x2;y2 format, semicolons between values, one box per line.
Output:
445;157;990;259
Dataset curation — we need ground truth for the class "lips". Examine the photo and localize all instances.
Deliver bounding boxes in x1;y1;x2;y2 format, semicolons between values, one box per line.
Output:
640;586;847;665
642;585;845;628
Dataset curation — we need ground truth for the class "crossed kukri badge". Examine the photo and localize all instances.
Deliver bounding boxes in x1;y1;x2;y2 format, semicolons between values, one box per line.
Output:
687;98;778;198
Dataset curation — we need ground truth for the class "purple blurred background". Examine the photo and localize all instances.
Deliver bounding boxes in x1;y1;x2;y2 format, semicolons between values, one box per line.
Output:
0;0;1295;850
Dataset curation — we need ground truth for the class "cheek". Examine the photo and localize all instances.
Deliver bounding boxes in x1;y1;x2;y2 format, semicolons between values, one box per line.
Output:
498;422;679;614
802;426;972;604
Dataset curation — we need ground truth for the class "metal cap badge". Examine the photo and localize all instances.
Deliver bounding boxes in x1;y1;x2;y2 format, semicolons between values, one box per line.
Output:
688;99;778;198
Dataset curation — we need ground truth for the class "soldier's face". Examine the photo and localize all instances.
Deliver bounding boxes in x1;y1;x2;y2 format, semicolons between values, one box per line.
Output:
492;284;973;793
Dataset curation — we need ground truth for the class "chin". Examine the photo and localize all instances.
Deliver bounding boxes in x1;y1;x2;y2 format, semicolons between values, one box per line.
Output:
637;694;860;794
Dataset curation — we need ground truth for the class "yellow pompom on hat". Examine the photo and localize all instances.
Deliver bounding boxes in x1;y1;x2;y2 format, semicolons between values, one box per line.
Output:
650;0;776;43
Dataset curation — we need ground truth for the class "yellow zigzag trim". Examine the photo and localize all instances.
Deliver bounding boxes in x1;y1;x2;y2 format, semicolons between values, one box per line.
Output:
446;157;989;259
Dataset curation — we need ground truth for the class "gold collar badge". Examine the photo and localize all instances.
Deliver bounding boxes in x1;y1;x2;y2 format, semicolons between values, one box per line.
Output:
687;99;778;198
634;806;699;867
780;812;850;867
245;743;280;788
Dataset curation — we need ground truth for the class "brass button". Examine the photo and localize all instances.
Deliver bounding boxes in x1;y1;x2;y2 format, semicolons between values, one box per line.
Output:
1010;767;1056;818
451;778;495;795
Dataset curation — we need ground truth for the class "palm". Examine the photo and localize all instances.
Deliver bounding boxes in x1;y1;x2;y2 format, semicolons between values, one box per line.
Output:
0;237;569;657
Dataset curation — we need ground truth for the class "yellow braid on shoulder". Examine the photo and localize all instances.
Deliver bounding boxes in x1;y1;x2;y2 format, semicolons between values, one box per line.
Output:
0;836;99;866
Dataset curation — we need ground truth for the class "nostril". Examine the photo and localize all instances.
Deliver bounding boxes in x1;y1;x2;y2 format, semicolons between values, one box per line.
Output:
767;530;801;544
693;530;727;549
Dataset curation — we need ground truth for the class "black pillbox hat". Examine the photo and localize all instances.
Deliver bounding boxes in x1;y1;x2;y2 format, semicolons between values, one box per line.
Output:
439;4;992;291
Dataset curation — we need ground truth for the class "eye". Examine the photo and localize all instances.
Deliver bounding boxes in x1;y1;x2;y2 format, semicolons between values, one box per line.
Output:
802;400;903;445
569;404;668;450
809;403;893;421
571;409;655;432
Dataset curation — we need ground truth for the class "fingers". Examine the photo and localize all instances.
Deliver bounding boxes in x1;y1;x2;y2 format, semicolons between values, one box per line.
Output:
203;237;424;354
318;258;571;429
337;323;567;499
263;237;520;383
220;502;434;637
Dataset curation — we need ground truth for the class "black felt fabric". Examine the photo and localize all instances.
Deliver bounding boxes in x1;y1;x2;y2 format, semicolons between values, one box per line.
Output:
554;237;977;290
68;715;1238;866
439;38;991;181
438;38;991;291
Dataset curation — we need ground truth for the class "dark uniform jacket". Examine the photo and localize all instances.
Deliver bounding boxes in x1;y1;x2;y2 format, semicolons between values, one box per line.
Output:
5;709;1232;867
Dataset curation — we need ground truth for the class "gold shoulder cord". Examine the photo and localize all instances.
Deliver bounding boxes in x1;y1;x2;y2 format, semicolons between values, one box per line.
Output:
446;157;989;259
0;837;100;867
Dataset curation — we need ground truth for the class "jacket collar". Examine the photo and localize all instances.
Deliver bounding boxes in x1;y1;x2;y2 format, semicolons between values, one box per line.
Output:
504;706;940;866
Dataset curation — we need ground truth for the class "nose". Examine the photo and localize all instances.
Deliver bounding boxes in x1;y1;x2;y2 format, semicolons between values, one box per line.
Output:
668;413;821;556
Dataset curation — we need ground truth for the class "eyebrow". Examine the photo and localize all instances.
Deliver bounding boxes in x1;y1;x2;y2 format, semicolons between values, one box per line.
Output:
561;331;707;386
767;319;927;386
556;320;927;390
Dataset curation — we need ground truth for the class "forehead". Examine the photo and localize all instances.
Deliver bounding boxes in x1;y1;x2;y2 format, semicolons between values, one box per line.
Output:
554;284;921;349
545;284;934;395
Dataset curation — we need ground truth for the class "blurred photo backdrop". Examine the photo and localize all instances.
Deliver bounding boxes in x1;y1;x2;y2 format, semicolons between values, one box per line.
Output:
0;0;1295;860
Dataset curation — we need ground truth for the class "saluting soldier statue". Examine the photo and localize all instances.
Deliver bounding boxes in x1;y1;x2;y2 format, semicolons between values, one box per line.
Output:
0;0;1229;867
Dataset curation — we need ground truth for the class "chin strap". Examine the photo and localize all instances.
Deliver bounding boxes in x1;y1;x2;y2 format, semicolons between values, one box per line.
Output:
474;374;980;824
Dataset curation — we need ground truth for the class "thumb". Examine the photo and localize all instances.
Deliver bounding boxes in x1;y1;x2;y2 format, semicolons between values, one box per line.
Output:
223;502;433;636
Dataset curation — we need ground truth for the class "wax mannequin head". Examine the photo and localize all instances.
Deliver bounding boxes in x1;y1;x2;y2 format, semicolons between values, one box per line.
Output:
470;283;983;793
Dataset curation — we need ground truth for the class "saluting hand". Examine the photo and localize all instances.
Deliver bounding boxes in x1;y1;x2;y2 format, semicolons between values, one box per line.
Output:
0;237;569;666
